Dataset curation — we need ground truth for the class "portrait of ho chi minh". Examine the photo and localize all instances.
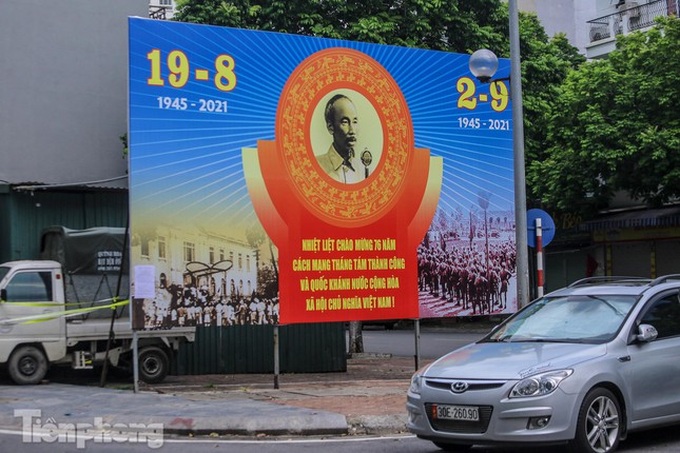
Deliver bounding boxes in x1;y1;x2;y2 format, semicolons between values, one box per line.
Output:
315;93;376;184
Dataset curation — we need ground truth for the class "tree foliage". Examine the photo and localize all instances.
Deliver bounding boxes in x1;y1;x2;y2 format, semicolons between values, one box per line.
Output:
532;17;680;214
175;0;508;53
517;15;585;189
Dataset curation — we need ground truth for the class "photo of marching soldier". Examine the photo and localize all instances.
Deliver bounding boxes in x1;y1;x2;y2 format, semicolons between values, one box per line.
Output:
418;191;517;318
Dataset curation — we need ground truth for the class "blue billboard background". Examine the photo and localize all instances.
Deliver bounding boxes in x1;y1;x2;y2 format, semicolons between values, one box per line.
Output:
128;18;517;322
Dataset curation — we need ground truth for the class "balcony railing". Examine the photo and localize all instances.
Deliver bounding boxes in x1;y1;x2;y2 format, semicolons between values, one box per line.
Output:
587;0;677;43
149;6;169;20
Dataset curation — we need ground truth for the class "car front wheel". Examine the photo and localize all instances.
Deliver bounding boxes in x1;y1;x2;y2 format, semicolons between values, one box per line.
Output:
569;387;622;453
8;345;48;385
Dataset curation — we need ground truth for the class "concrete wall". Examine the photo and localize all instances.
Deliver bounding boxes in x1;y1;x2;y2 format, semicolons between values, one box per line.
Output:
517;0;599;56
0;0;147;186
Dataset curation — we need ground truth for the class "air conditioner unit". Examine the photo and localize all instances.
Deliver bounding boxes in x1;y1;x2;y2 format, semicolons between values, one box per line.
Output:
624;1;640;17
589;25;607;42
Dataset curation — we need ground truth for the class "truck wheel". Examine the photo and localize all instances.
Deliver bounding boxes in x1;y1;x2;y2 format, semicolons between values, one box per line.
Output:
8;346;48;385
138;346;169;384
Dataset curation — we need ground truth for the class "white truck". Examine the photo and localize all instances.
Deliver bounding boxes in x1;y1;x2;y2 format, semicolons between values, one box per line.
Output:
0;227;195;385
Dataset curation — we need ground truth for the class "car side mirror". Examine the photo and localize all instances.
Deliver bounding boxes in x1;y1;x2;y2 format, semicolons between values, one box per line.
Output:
636;324;658;343
0;288;6;302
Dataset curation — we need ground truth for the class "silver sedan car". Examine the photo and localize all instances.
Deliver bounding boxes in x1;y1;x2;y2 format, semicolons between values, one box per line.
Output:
407;275;680;453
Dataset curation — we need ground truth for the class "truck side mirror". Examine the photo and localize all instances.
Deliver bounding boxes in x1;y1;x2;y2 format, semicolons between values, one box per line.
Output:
0;288;6;302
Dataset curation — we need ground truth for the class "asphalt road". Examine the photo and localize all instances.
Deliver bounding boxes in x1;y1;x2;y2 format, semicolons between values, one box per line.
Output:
359;325;489;359
2;328;680;451
3;428;680;452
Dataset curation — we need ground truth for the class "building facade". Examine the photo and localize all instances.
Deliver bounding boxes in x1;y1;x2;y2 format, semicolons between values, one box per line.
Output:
585;0;678;59
517;0;597;55
149;0;177;19
518;0;677;59
0;0;148;261
519;0;680;291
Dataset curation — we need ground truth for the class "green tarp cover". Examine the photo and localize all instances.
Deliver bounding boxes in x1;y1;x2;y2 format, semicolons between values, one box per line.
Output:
39;226;128;275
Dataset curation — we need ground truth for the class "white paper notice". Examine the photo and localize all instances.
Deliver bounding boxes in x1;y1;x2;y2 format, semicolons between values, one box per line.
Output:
134;265;156;299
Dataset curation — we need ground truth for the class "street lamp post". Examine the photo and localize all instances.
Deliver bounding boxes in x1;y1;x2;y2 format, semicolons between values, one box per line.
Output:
468;0;530;308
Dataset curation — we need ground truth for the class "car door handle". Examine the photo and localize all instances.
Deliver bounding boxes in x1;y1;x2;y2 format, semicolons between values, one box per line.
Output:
618;355;631;362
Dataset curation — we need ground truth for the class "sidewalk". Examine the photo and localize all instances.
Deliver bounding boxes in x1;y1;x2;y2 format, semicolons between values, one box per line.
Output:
0;323;497;438
0;355;425;437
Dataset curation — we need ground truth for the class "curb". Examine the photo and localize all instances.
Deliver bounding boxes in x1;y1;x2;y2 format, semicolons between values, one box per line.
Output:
0;384;352;437
348;414;408;436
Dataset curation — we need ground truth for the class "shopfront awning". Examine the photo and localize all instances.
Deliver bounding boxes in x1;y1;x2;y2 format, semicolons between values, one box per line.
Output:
582;205;680;231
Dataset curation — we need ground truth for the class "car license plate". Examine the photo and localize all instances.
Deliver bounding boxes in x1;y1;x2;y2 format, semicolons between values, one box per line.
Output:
433;404;479;422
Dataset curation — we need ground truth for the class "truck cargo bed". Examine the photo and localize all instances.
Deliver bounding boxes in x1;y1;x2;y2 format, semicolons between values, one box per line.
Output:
66;318;195;341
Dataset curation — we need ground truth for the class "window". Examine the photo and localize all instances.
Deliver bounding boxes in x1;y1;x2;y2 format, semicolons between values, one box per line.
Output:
209;247;215;264
158;236;167;259
640;294;680;339
141;238;150;257
0;267;9;282
238;253;243;270
4;272;53;302
246;255;251;272
219;248;225;261
183;242;195;262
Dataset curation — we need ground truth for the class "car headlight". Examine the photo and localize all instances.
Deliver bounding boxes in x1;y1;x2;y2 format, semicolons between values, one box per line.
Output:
510;369;573;398
409;373;422;395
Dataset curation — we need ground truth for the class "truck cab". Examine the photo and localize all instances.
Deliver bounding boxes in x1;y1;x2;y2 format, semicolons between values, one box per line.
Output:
0;260;67;384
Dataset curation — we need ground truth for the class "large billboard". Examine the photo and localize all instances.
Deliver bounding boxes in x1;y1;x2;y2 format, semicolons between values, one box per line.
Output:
128;18;517;328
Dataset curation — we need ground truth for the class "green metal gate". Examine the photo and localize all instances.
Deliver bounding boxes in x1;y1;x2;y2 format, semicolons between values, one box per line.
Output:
175;322;346;375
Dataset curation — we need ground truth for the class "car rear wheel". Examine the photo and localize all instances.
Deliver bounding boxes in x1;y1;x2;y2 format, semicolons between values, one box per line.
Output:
432;441;472;452
569;387;621;453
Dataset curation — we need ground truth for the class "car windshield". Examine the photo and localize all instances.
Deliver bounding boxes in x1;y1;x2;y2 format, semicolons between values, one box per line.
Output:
0;266;9;284
486;294;638;343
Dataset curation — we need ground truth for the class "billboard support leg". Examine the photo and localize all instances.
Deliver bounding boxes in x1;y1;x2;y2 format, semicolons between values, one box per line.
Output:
132;331;139;393
414;319;421;370
273;324;280;389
